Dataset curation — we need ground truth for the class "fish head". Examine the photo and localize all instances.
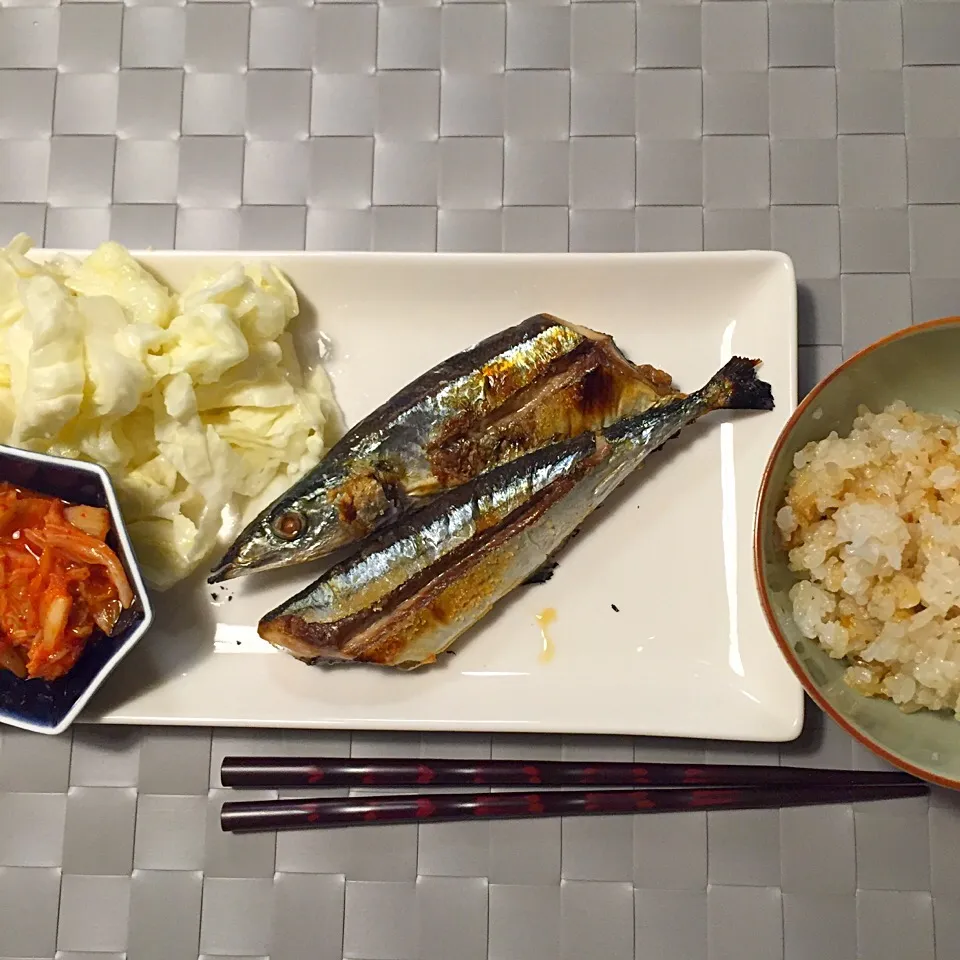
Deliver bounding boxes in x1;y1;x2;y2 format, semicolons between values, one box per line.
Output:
207;492;354;583
208;466;401;583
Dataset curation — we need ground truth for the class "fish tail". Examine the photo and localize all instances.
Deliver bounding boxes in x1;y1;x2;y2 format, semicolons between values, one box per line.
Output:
701;357;775;412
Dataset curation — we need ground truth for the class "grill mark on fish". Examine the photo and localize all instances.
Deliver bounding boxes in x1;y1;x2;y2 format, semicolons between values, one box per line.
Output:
258;357;774;668
339;315;585;454
425;342;663;488
425;341;595;480
210;314;681;583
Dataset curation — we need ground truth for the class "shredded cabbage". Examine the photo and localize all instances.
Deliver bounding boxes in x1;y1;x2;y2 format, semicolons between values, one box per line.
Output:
0;236;340;590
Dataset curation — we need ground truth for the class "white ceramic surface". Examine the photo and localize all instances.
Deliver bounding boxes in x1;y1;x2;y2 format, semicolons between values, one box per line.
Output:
47;250;801;740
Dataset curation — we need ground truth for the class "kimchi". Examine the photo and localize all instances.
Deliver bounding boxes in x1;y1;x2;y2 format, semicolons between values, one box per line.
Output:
0;483;133;681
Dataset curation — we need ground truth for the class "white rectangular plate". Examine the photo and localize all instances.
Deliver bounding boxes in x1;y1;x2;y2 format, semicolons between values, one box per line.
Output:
70;250;801;741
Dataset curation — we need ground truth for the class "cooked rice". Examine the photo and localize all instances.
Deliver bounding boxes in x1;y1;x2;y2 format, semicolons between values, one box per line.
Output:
779;400;960;718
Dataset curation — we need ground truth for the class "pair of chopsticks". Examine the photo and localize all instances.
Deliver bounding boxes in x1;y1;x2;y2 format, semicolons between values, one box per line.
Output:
219;756;928;833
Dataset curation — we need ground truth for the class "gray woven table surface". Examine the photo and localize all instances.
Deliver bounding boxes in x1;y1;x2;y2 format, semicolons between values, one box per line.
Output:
1;0;959;957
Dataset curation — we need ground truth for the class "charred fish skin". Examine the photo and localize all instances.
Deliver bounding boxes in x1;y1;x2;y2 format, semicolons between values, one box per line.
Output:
209;315;680;584
258;357;774;669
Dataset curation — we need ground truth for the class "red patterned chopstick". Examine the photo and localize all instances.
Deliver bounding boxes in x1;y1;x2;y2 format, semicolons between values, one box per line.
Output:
220;756;921;791
220;782;928;833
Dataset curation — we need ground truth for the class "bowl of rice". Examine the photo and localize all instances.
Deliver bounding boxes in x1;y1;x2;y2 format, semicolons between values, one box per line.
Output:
756;315;960;789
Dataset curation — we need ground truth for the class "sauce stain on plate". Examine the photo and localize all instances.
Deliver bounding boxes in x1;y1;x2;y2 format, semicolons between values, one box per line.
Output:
536;607;557;663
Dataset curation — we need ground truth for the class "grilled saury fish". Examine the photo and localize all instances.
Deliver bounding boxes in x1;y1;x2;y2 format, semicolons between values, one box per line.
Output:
257;357;775;668
209;314;681;582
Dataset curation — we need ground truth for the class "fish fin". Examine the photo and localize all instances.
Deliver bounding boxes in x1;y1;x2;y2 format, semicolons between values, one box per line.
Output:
708;357;775;412
522;560;559;586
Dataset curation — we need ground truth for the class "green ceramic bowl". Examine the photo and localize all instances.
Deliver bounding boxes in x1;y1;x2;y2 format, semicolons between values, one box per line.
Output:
755;316;960;790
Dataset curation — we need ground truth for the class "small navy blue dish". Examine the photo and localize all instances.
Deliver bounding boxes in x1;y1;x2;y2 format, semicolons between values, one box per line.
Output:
0;444;153;735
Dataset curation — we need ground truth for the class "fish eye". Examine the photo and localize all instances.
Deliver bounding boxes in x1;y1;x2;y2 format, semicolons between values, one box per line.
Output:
272;510;305;541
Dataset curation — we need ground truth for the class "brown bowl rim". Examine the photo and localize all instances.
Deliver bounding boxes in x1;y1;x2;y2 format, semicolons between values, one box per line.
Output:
754;313;960;791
